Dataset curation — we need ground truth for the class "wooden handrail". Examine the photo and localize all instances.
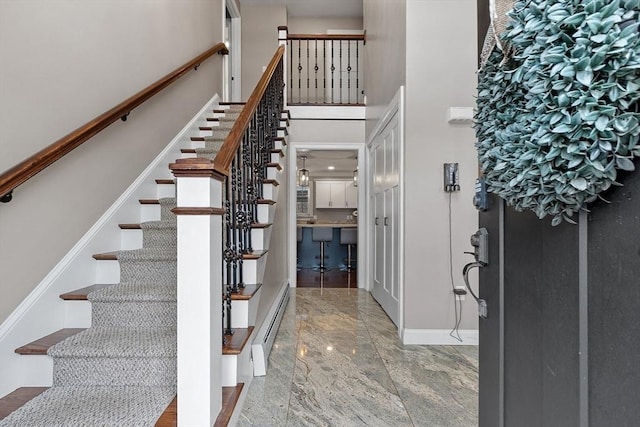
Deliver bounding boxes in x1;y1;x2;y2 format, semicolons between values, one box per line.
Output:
0;42;228;202
287;33;365;41
213;45;285;176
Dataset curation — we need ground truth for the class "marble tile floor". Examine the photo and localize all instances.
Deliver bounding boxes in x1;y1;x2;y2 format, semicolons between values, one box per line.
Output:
238;289;478;426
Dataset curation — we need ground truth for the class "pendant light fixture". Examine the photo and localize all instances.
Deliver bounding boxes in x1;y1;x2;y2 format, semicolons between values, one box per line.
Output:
299;155;310;187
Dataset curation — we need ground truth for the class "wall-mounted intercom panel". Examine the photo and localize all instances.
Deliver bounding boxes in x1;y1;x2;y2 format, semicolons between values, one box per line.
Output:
444;163;460;192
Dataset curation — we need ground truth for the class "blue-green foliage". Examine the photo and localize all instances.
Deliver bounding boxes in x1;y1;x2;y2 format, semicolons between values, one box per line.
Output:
476;0;640;225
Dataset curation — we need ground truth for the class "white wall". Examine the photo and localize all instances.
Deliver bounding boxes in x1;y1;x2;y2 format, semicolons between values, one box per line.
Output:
289;119;365;143
363;0;406;139
0;0;224;324
403;0;479;331
240;4;287;99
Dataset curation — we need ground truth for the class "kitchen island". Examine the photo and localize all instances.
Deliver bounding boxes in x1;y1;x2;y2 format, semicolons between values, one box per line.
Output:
297;223;357;270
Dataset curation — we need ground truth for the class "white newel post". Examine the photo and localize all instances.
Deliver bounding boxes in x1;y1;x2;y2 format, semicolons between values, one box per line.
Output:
278;25;288;107
170;158;225;426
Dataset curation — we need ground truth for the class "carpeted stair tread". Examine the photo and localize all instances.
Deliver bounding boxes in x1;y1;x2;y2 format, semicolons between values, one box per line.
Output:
117;247;176;262
141;220;177;230
89;282;175;303
48;327;176;359
0;386;175;427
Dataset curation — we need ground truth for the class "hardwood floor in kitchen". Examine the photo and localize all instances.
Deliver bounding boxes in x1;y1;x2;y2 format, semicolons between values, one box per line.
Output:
296;269;357;288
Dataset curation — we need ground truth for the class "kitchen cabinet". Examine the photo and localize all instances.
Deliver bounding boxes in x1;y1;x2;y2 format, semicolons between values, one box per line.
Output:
315;180;357;209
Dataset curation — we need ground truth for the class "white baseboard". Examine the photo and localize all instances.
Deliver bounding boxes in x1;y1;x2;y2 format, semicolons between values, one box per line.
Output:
401;328;478;346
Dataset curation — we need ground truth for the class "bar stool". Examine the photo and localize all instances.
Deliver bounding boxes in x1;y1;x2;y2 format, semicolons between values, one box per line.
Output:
340;228;357;272
312;227;333;272
296;227;303;271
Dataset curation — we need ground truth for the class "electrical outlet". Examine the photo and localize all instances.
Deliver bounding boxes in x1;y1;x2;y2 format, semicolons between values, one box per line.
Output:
453;286;467;301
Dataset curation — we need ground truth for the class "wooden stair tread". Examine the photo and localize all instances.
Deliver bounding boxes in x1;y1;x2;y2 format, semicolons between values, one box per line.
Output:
92;252;118;261
274;136;287;145
258;199;276;205
155;179;175;185
251;223;272;229
180;148;197;154
263;179;279;186
281;110;291;120
119;223;142;230
154;396;176;427
190;136;205;142
214;384;244;427
267;162;282;171
205;117;220;122
219;101;246;105
139;199;160;205
223;327;254;355
154;383;243;427
231;284;262;300
15;329;85;355
270;149;284;157
60;284;114;300
0;387;49;420
242;250;268;260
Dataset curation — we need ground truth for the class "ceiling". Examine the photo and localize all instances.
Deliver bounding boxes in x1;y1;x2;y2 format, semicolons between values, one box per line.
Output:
298;149;358;178
240;0;363;18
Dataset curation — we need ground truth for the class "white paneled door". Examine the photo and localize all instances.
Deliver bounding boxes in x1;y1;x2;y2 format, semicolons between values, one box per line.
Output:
370;110;400;326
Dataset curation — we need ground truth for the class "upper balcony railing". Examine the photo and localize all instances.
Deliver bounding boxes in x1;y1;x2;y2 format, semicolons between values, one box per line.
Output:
279;26;365;106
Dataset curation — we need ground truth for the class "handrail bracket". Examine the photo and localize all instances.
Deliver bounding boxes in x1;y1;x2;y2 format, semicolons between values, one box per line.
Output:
1;191;13;203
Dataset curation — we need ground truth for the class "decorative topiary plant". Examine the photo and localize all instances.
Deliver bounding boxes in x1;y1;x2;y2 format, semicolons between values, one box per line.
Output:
476;0;640;225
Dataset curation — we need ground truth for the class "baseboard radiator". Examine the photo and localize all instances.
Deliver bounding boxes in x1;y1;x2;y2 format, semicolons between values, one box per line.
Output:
251;283;290;376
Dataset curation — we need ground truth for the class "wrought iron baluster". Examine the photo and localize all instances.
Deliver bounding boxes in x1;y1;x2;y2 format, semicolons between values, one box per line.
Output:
339;40;343;104
306;40;310;103
356;40;360;104
314;39;318;104
323;40;327;104
289;39;293;104
331;40;335;104
297;40;302;104
224;168;235;336
347;41;352;104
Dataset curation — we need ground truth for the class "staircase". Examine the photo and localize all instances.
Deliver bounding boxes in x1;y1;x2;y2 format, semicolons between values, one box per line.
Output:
0;98;290;426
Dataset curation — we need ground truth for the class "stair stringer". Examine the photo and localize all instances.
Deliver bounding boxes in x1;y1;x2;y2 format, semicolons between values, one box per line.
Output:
0;95;221;399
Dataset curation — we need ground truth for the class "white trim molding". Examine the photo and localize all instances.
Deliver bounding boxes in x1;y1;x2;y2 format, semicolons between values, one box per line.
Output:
401;328;479;346
288;106;365;120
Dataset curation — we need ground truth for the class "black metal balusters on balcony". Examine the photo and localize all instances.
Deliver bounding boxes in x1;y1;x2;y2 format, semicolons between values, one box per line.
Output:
217;46;285;343
286;32;365;105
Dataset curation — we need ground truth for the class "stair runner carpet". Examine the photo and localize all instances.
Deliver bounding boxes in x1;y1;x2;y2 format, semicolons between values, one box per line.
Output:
0;106;241;426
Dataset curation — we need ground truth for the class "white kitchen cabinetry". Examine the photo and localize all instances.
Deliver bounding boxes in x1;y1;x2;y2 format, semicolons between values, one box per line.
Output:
315;180;357;208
